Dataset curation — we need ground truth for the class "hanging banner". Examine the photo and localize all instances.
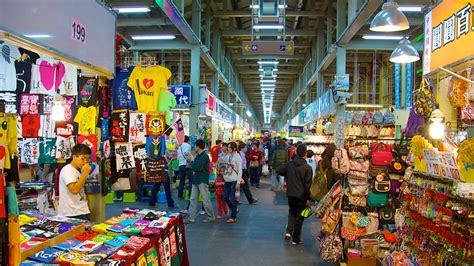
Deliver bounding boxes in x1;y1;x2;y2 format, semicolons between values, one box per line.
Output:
169;85;192;107
423;0;474;75
395;63;401;109
205;89;216;117
288;126;304;138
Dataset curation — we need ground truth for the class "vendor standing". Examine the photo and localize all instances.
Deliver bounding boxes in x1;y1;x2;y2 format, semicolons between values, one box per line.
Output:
58;144;92;220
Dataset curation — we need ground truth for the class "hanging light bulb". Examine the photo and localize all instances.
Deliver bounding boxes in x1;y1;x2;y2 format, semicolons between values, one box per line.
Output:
390;38;420;63
429;109;445;140
370;1;409;32
52;94;65;121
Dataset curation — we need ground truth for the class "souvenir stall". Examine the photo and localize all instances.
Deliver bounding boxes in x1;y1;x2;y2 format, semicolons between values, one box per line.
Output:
212;99;234;143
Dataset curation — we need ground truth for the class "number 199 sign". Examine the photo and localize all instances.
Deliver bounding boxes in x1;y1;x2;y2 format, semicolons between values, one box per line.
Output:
71;17;86;45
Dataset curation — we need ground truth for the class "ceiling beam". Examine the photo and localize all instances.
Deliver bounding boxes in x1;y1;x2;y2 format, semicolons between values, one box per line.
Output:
243;80;294;85
117;17;173;27
222;29;317;37
232;54;306;60
213;10;325;18
129;41;197;50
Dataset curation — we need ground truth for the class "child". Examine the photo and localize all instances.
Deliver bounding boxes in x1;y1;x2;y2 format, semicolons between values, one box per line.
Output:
214;175;228;218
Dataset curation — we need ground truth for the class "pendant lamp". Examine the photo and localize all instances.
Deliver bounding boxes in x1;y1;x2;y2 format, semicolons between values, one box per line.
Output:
370;0;409;32
390;38;420;64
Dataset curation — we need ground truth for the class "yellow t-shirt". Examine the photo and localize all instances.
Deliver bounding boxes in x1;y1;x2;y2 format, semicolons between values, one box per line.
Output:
0;115;18;169
127;65;172;112
74;106;97;135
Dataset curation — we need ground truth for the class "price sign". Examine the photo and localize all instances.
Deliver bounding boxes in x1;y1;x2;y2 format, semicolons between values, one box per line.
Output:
71;17;86;45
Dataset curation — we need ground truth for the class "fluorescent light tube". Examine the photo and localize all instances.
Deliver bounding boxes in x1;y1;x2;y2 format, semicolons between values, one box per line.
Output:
131;35;176;40
261;80;277;83
258;61;279;65
114;7;151;13
258;68;264;71
250;4;287;9
24;34;51;38
272;68;278;71
362;35;404;40
261;84;276;87
253;25;285;30
398;6;423;12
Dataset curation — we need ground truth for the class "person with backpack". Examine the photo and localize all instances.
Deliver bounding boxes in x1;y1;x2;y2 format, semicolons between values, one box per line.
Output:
276;144;313;245
221;142;243;224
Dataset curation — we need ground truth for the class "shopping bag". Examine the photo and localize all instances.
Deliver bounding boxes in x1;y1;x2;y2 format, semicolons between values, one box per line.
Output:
261;164;270;176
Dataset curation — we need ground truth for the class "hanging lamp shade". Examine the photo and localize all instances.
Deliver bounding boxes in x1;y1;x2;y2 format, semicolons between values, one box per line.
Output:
390;38;420;63
370;1;409;32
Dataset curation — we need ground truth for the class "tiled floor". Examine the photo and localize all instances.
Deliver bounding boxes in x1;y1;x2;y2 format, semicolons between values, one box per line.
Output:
106;177;336;266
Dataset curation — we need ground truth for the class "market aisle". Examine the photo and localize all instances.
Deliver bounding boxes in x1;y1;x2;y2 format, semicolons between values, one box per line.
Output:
106;177;336;266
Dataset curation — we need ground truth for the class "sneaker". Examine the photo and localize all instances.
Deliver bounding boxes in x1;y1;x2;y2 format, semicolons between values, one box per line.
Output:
199;210;206;215
285;233;291;241
292;239;303;245
250;199;258;204
180;210;189;215
202;218;215;223
184;219;195;224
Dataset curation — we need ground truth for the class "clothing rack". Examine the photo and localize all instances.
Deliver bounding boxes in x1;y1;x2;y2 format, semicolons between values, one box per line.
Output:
119;55;158;69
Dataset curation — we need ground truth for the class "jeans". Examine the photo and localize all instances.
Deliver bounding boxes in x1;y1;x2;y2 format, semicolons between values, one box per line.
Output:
286;196;306;242
178;165;193;198
249;166;261;187
271;171;283;190
149;181;175;207
188;183;214;221
223;181;238;219
241;169;256;203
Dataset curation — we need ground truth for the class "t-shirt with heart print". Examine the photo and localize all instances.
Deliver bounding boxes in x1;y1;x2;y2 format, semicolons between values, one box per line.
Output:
0;42;21;92
127;65;171;113
30;57;66;95
78;77;98;107
15;48;40;93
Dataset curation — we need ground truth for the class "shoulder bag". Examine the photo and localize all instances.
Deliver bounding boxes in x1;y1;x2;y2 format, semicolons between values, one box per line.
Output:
310;164;328;201
321;189;343;234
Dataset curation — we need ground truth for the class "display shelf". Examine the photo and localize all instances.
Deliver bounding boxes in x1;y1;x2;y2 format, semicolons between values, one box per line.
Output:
20;223;85;261
406;181;474;205
412;171;474;203
413;171;461;184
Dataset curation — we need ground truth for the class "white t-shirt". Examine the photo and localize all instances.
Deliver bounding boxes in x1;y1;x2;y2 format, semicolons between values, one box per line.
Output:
58;164;90;217
306;158;317;178
177;142;191;166
0;43;21;92
31;57;77;95
222;152;243;183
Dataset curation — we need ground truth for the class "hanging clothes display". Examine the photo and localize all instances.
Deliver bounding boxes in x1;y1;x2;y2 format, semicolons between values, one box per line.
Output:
127;65;171;112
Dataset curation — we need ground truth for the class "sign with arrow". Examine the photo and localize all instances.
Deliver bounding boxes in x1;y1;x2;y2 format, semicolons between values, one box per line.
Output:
242;41;294;55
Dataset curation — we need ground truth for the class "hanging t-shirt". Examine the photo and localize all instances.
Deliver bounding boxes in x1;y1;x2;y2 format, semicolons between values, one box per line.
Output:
40;95;54;114
15;48;40;93
0;42;21;92
0;143;6;170
39;138;57;164
110;110;129;142
20;138;39;165
113;67;137;110
21;114;40;138
133;144;147;178
129;112;146;143
146;114;166;136
100;118;110;141
55;121;74;138
114;143;135;171
78;135;98;162
58;62;78;96
127;65;171;112
99;86;111;118
74;106;97;135
0;92;18;114
146;136;165;159
19;94;40;116
30;57;66;95
145;157;168;183
55;136;75;160
158;90;177;125
61;96;77;122
40;115;56;138
78;76;98;107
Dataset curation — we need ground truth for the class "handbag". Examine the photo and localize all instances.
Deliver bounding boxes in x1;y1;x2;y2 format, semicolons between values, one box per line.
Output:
349;144;369;159
395;133;410;156
350;159;369;172
374;172;391;193
320;228;343;262
390;153;406;175
371;142;393;166
321;193;343;234
342;213;366;241
379;207;395;224
315;181;343;218
249;160;259;168
348;175;369;196
369;164;389;178
345;189;367;207
310;165;328;201
367;191;388;207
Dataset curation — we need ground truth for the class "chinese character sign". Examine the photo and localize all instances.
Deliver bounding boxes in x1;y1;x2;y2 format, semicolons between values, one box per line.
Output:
129;112;147;143
170;85;192;106
111;110;129;142
133;144;147;177
115;143;135;171
145;157;168;183
424;0;474;74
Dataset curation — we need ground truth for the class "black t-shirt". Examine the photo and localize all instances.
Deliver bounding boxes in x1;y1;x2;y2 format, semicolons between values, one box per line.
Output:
15;48;40;93
78;77;98;107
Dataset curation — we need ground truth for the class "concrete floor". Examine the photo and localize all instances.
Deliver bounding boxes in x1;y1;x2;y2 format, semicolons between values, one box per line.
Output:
106;177;337;266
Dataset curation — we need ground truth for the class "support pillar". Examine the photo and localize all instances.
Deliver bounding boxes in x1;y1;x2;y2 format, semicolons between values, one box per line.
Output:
326;5;333;52
225;87;231;104
335;0;348;149
190;47;201;136
204;4;211;49
212;73;219;96
306;91;311;106
192;0;202;39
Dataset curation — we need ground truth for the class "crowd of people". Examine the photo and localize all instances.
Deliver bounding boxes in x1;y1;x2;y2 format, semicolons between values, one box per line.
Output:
145;135;332;245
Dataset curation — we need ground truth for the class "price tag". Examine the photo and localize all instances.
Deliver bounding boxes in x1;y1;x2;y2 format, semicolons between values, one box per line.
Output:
71;17;86;45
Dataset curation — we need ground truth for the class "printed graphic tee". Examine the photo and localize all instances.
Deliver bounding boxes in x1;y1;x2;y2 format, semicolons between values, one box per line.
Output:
78;134;98;162
113;67;137;110
0;92;18;114
58;164;90;217
78;77;98;107
74;106;97;135
127;66;171;112
21;114;40;138
30;57;66;95
0;42;21;92
15;48;40;93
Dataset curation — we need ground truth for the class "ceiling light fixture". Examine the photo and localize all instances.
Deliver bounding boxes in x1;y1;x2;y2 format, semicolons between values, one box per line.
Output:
114;7;151;13
389;37;420;63
246;110;252;117
24;34;51;38
131;35;176;40
258;68;265;71
370;1;409;32
362;35;404;40
398;5;423;12
272;68;278;71
258;61;279;65
261;79;277;83
253;25;285;30
250;4;287;9
261;84;276;87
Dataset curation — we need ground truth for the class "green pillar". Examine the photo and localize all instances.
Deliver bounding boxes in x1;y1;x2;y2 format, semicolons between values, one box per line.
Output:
326;5;333;52
335;0;348;149
192;0;201;39
190;47;201;136
205;4;211;49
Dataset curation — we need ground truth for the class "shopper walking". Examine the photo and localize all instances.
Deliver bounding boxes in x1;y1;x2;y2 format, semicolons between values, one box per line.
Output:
270;139;289;191
239;143;258;204
249;142;263;188
276;144;313;245
185;139;215;224
177;136;192;199
222;142;242;224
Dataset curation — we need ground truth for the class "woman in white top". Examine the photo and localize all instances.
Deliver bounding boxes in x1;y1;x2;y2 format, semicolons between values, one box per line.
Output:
221;142;243;224
305;150;317;179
